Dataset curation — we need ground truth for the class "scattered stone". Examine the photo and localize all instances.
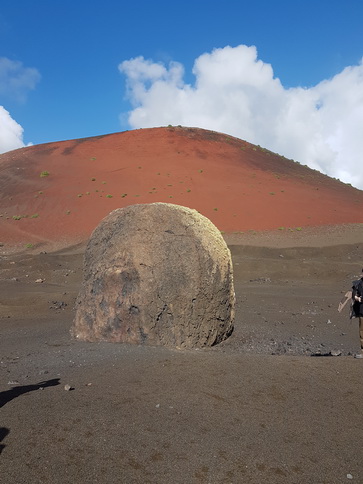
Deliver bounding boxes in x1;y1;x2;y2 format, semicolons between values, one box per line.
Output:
327;319;332;324
330;350;342;357
35;278;44;283
249;277;271;283
48;301;67;310
347;474;353;480
72;203;235;349
8;380;20;385
64;384;72;391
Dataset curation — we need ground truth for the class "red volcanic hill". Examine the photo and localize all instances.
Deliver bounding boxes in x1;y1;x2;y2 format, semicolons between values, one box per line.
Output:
0;126;362;249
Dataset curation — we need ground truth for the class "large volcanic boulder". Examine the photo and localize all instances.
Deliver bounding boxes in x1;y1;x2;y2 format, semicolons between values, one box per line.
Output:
72;203;235;348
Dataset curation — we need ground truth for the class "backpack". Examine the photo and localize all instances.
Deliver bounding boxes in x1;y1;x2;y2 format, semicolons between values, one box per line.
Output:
351;279;362;318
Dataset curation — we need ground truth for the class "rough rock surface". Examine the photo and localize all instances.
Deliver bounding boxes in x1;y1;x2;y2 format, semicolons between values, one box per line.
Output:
72;203;235;348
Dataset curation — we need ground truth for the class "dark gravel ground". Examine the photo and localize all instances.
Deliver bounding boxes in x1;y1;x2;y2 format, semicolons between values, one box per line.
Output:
0;236;363;483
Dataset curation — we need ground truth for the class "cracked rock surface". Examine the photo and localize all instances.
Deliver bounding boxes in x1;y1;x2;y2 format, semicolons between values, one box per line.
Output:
72;203;235;348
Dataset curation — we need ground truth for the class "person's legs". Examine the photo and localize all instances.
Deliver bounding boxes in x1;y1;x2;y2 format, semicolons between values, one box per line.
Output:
355;317;363;358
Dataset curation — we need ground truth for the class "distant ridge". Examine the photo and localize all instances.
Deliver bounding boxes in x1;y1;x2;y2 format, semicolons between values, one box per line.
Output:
0;126;362;248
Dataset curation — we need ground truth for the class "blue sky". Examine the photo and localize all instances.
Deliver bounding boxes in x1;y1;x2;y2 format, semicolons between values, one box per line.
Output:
1;0;363;188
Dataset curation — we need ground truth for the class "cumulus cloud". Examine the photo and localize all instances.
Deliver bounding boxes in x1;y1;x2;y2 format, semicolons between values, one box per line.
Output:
0;58;40;153
119;45;363;190
0;57;41;102
0;106;26;153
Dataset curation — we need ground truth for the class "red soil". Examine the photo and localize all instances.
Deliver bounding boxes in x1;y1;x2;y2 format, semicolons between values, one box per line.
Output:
0;126;362;249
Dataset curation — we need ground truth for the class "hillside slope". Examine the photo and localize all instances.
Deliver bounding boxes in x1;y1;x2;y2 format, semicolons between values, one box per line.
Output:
0;126;362;248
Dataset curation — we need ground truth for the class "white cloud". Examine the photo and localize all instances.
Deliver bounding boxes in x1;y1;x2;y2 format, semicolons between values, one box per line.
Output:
0;106;26;153
0;58;40;153
0;57;41;102
119;45;363;190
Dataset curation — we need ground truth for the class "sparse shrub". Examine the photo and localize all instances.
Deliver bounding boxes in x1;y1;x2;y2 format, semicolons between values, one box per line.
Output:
296;227;302;231
278;227;285;231
269;192;275;195
91;177;96;181
31;214;39;218
86;192;90;195
66;210;71;215
25;243;34;249
213;208;218;211
90;157;96;161
40;171;49;177
121;193;127;198
78;194;83;198
102;181;106;185
12;215;22;220
106;194;113;198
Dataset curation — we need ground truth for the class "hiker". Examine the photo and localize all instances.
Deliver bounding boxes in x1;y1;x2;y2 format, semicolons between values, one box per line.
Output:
352;269;363;359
